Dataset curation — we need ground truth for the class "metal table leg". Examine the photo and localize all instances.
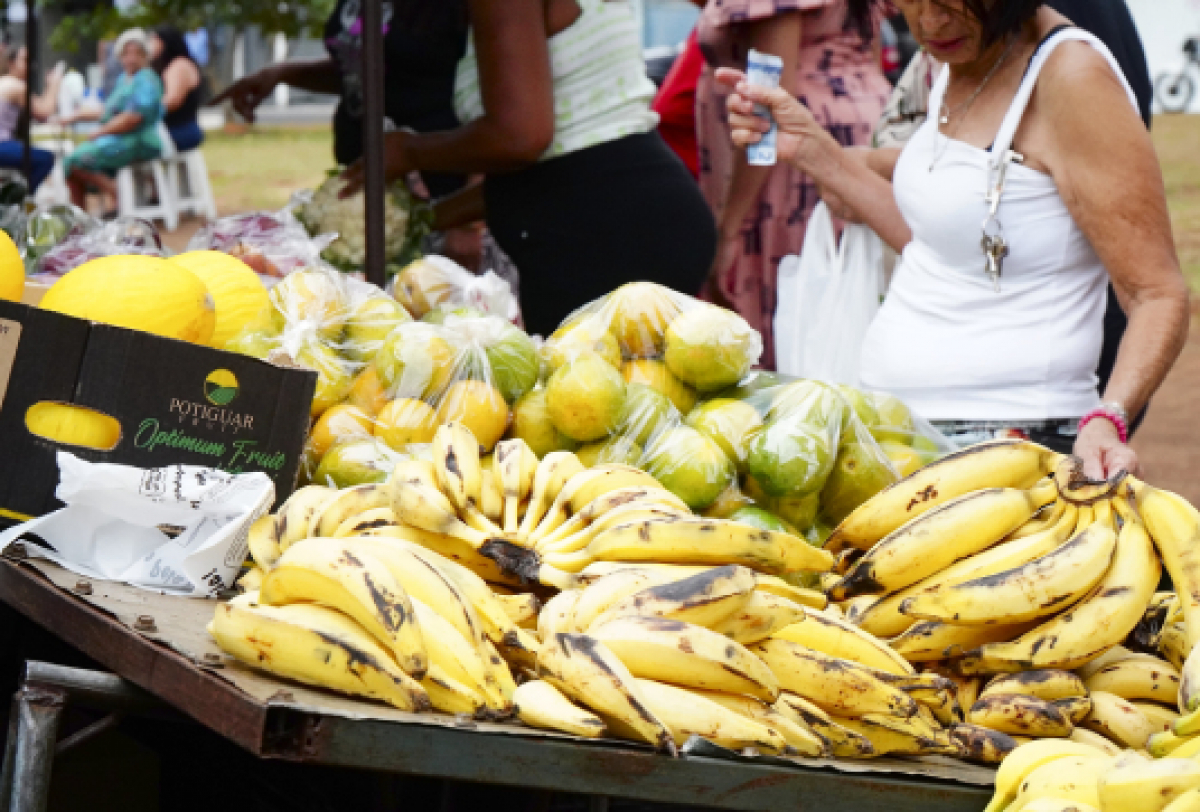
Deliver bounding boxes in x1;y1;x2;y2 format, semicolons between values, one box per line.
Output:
7;686;65;812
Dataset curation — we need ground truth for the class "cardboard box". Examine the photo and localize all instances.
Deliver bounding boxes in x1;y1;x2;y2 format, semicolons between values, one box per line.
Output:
0;299;317;526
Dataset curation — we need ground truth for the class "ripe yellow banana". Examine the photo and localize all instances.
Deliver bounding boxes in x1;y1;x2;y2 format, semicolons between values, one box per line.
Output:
949;723;1017;765
237;567;264;592
1132;480;1200;650
753;575;828;610
967;693;1073;737
390;469;496;550
569;568;686;632
855;501;1078;639
1075;646;1161;681
710;592;807;645
539;499;691;557
209;598;431;712
1008;499;1069;540
479;470;503;524
1134;701;1180;734
1083;690;1157;748
1098;751;1200;812
276;485;337;550
247;514;282;571
578;563;827;610
1005;754;1110;812
749;638;918;719
1150;729;1195;757
982;739;1112;812
771;692;876;757
1164;790;1200;812
1085;657;1181;706
432;421;483;515
970;503;1160;670
259;539;427;678
831;480;1058;601
492;592;541;627
773;610;913;675
311;483;391;539
531;466;659;543
518;452;586;538
1162;624;1190;672
1054;696;1093;725
590;564;757;630
540;589;584;642
356;523;521;588
590;615;779;702
900;523;1117;627
889;619;1040;662
332;507;397;538
407;597;497;710
826;439;1058;554
513;679;605;738
1068;727;1121;756
493;438;538;535
689;689;825;756
537;633;674;753
632;679;787;754
981;670;1088;702
422;663;488;717
830;712;956;757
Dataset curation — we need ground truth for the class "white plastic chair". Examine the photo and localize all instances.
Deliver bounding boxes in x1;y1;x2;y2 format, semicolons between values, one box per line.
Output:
165;148;217;221
115;123;180;230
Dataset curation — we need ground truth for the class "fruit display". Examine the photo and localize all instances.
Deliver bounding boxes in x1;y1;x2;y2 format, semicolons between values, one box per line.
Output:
33;216;165;281
187;209;332;280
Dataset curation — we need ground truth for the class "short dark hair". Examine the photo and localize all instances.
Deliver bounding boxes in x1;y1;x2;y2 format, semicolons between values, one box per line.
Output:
847;1;1044;48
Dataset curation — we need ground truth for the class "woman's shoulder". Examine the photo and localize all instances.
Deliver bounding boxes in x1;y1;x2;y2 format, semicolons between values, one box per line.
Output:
165;56;200;83
1038;34;1127;98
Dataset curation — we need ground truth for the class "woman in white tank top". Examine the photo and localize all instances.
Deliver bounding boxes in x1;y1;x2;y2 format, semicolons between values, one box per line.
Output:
718;0;1188;480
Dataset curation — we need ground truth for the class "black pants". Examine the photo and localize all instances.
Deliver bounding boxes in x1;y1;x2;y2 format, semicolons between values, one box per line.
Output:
486;132;717;337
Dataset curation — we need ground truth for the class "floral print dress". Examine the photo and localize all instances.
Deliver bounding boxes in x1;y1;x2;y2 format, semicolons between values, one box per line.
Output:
697;0;891;369
65;68;163;175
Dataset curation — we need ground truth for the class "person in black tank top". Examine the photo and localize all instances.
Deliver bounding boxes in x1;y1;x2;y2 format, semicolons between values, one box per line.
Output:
150;26;205;152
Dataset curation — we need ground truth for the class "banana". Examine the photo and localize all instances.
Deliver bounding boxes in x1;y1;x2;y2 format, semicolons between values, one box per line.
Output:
889;620;1040;663
332;507;397;538
1083;690;1157;748
537;489;690;554
830;713;957;757
276;485;337;549
590;565;757;630
480;638;518;707
772;692;876;757
537;633;674;753
1168;733;1200;759
690;689;825;755
753;575;828;610
1020;800;1099;812
826;439;1058;554
1085;658;1181;706
1098;751;1200;812
1132;480;1200;650
982;738;1113;812
950;723;1018;764
1008;499;1069;540
966;693;1073;737
518;452;586;538
1134;701;1180;733
573;560;826;611
773;610;913;675
527;467;637;543
311;484;391;539
749;639;919;719
710;592;807;645
1005;754;1110;812
407;597;495;708
247;514;282;570
1055;696;1094;725
209;598;431;712
432;422;482;515
625;679;784;753
513;679;606;738
498;627;540;673
1068;727;1121;756
539;502;692;560
831;480;1058;601
590;615;779;702
1162;624;1191;672
1175;706;1200;738
421;663;488;716
570;568;688;632
259;539;427;678
564;468;664;525
237;567;263;592
492;592;541;627
479;470;503;524
390;469;495;550
1184;644;1200;714
855;501;1078;639
981;670;1089;702
540;589;584;642
356;523;521;588
1165;790;1200;812
565;517;834;576
1076;646;1159;681
493;438;538;535
900;523;1117;626
1150;729;1196;757
970;503;1160;670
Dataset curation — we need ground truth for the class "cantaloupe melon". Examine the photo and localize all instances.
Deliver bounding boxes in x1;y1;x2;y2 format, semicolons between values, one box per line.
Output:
171;250;270;347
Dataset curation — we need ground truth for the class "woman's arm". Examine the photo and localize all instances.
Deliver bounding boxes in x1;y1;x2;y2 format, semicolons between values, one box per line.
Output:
161;59;200;114
1041;44;1190;478
341;0;555;194
211;59;341;122
29;64;65;121
90;111;142;137
433;183;486;230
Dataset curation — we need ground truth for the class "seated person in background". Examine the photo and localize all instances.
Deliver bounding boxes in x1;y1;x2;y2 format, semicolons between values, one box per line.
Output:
62;29;164;214
150;25;204;152
0;47;63;190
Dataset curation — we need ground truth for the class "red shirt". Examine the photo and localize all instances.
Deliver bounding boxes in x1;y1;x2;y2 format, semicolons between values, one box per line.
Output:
652;29;704;178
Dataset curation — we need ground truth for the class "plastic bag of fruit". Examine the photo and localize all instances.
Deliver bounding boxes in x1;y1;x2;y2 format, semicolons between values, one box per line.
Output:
389;255;520;324
187;209;332;282
32;216;162;281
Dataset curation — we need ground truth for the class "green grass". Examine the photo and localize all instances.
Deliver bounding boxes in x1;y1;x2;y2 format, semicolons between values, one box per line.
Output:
1154;115;1200;294
203;125;334;215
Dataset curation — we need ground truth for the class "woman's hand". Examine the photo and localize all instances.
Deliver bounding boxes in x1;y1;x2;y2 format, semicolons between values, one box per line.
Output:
715;67;840;174
210;67;281;123
1074;417;1140;481
339;130;416;198
705;232;739;311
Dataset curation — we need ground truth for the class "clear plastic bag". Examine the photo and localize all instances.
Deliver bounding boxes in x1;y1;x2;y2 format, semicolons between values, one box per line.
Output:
32;216;162;281
187;209;332;282
390;255;520;324
774;202;884;385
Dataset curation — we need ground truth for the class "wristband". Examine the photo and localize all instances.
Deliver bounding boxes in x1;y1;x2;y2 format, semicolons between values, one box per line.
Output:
1078;407;1129;445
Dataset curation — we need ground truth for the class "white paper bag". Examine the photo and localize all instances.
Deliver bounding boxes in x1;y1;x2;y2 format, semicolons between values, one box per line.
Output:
0;453;274;597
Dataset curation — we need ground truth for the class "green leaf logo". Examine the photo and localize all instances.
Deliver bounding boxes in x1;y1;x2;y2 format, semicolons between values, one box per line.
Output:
204;369;239;406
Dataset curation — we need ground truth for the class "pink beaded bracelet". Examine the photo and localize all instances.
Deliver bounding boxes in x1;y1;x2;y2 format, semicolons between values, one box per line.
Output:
1078;407;1129;445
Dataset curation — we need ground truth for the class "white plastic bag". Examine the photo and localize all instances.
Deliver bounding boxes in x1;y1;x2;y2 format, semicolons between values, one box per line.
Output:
0;453;274;597
774;202;884;385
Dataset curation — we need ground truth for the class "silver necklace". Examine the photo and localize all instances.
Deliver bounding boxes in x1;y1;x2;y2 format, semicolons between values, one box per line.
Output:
929;37;1018;171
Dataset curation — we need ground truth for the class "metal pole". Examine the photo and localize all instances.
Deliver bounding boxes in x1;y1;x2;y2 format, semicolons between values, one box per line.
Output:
8;686;65;812
21;6;36;188
23;662;156;712
361;0;386;287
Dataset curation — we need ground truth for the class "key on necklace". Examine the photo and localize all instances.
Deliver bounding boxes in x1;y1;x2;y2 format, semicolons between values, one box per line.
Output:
981;232;1008;293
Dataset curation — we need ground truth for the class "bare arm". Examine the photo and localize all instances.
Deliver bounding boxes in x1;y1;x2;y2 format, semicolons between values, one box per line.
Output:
210;59;341;121
161;59;200;113
1041;45;1189;476
433;182;486;230
29;65;64;121
92;111;142;137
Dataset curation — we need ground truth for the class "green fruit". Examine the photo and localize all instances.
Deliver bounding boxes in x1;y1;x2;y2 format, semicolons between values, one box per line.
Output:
542;319;621;374
372;323;459;398
506;388;579;457
729;506;793;535
664;305;760;392
546;352;627;442
618;383;678;447
819;442;898;526
576;437;643;468
484;321;540;403
421;305;485;325
771;491;820;533
685;398;762;464
702;484;754;519
297;340;355;418
342;295;412;363
312;437;404;489
223;329;280;360
716;371;785;403
880;441;924;478
869;392;915;445
768;381;847;433
911;435;940;454
743;417;836;498
643;426;735;511
832;384;879;432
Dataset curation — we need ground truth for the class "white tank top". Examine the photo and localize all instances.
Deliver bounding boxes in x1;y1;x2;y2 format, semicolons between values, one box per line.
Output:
859;29;1138;421
454;0;659;161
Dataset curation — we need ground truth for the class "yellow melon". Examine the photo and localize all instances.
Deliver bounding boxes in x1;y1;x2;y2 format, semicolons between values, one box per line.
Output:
170;250;270;347
26;402;121;450
0;230;23;302
40;255;216;344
